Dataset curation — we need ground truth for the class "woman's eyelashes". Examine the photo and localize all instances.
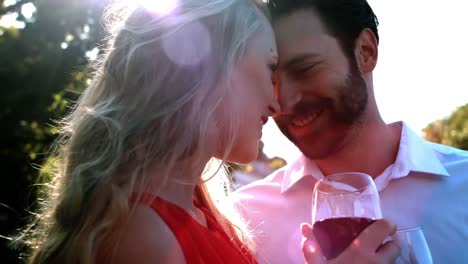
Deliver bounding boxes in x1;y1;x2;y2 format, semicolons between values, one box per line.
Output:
269;62;278;73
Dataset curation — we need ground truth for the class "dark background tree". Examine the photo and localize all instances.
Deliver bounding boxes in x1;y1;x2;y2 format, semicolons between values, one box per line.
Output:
423;103;468;150
0;0;109;262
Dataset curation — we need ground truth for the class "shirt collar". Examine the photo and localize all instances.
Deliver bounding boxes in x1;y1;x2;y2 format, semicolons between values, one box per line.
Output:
280;121;449;193
372;122;449;191
389;121;449;178
280;156;323;193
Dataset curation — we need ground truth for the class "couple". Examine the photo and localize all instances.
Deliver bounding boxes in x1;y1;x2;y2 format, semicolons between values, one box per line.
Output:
16;0;468;263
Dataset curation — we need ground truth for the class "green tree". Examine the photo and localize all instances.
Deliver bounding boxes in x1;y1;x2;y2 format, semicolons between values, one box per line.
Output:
423;103;468;150
0;0;109;262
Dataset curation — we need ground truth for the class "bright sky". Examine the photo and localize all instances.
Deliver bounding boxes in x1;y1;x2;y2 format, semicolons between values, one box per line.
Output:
262;0;468;162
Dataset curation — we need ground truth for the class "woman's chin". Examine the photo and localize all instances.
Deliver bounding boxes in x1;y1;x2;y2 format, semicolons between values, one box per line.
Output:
227;150;258;165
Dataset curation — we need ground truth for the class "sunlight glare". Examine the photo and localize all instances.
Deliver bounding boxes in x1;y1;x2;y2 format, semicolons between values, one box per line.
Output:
21;3;37;19
85;47;100;61
140;0;179;16
0;13;25;28
4;0;16;7
306;243;317;253
162;21;211;66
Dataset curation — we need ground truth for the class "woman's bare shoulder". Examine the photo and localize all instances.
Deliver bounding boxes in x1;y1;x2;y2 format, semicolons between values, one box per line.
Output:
106;205;186;264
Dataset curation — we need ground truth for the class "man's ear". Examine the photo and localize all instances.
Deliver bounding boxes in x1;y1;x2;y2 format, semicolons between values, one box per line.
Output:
354;28;378;73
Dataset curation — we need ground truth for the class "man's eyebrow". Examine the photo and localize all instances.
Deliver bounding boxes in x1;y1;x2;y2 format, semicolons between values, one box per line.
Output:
281;53;320;69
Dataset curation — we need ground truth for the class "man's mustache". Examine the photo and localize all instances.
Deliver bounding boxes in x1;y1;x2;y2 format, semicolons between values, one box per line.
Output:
275;98;333;121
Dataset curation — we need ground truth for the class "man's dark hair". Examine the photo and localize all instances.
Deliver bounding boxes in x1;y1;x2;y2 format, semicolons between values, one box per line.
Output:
267;0;379;58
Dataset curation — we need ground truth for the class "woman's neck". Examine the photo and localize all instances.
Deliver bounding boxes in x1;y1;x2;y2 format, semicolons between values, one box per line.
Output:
145;157;210;211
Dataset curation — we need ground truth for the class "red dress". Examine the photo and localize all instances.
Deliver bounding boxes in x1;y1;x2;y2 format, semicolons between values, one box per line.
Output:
133;193;258;264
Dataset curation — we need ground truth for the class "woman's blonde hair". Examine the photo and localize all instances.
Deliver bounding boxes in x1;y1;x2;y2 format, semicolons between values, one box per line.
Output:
13;0;268;263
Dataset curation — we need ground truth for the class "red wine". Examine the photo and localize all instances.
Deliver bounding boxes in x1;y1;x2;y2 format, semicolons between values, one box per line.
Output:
312;217;376;260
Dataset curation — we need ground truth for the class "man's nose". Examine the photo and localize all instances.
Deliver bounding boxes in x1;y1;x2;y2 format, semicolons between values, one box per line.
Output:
277;78;302;114
267;99;280;117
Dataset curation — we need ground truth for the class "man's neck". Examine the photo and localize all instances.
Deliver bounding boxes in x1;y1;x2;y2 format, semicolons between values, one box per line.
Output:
315;121;402;179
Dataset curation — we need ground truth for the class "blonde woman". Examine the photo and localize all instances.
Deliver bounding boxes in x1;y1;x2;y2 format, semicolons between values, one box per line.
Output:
14;0;399;263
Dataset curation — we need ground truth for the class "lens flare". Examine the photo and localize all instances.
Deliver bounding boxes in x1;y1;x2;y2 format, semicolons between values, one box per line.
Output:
140;0;179;16
162;21;212;66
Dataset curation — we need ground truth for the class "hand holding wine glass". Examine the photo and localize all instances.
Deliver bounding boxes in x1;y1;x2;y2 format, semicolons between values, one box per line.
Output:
301;219;400;264
306;172;400;263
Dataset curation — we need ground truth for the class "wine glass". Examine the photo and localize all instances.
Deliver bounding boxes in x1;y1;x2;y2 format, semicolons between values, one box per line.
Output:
394;227;433;264
311;172;382;260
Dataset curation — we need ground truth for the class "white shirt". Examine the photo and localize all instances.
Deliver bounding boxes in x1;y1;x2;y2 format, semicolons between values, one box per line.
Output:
231;122;468;263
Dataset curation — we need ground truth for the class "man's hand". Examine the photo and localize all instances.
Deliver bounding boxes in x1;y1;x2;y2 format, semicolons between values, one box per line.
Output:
301;219;400;264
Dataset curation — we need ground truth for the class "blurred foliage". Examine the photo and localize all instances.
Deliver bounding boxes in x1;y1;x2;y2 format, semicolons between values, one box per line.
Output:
0;0;109;262
244;157;286;173
423;103;468;150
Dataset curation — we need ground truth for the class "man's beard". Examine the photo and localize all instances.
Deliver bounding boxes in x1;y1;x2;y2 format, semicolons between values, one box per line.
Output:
333;61;368;124
275;60;368;144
